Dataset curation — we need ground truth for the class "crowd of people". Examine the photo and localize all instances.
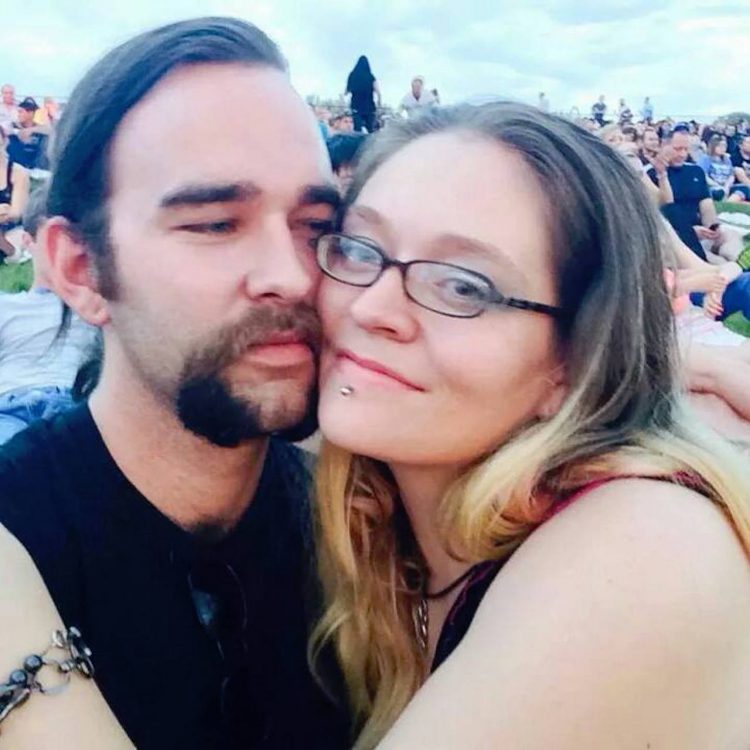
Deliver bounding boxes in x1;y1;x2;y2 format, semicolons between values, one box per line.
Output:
0;16;749;750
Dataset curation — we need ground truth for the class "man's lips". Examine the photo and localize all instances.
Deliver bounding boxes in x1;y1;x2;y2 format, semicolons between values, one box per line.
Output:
335;349;424;391
242;332;314;367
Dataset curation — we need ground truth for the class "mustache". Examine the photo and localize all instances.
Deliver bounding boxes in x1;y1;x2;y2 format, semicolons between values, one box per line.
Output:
181;303;322;381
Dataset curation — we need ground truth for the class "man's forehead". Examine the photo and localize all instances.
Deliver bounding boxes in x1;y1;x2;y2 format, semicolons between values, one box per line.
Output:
109;64;330;202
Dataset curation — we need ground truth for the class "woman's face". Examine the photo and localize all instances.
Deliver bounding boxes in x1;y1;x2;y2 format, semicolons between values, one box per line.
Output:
642;130;660;152
317;132;566;468
716;140;727;156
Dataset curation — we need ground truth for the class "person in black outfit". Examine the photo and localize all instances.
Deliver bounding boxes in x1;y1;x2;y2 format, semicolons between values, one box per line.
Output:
0;17;349;750
345;55;381;133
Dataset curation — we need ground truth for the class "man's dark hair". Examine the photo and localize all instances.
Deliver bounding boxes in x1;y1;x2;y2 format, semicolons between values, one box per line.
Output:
327;133;367;173
47;16;287;298
22;181;50;238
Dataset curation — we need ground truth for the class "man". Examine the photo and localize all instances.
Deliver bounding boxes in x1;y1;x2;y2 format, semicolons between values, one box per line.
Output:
538;92;550;112
0;184;98;444
400;75;436;118
732;134;750;187
0;83;15;135
650;129;750;319
640;96;654;123
617;98;633;124
6;97;50;170
0;17;348;750
591;94;606;126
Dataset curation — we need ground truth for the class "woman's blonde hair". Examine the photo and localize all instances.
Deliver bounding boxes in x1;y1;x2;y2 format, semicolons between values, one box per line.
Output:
309;103;750;749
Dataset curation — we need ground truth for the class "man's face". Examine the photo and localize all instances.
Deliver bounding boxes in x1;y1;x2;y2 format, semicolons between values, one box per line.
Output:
17;107;34;127
412;79;423;97
668;132;690;166
741;137;750;156
340;115;354;132
100;64;337;446
1;85;13;105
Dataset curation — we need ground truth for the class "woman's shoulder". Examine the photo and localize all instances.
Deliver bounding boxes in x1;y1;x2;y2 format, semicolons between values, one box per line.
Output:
480;477;750;650
382;480;750;747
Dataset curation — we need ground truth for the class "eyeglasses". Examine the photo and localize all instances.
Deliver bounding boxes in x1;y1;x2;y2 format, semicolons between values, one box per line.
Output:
188;559;269;744
316;233;566;319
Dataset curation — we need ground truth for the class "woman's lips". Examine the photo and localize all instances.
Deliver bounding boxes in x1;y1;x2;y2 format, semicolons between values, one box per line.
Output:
334;350;424;391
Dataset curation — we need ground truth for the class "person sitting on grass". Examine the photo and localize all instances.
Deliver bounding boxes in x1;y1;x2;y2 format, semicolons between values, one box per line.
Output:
698;135;749;202
0;184;97;444
0;126;30;264
327;132;367;195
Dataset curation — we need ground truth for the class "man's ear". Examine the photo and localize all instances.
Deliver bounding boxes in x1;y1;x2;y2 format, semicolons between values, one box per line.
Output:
43;217;110;327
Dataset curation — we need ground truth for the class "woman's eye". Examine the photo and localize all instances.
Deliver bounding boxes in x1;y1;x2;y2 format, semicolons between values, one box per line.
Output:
440;277;487;300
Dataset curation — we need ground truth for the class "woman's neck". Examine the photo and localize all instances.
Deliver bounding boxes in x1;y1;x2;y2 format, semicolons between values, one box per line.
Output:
389;462;472;591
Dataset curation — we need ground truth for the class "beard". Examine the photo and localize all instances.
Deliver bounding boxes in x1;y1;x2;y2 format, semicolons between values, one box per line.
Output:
174;304;321;448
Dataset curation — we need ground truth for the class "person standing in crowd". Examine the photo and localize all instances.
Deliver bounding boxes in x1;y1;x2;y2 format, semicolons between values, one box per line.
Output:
0;17;350;749
346;55;381;134
641;96;654;123
0;185;98;444
617;98;633;124
310;102;750;749
538;92;550;112
591;94;606;125
698;135;748;202
0;83;15;135
400;76;436;118
36;96;60;128
0;127;30;263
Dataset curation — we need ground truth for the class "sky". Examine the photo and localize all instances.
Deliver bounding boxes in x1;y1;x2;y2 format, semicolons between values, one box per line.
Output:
1;0;748;120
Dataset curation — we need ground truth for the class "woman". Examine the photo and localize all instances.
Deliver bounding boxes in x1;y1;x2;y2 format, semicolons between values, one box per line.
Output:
345;56;381;134
310;103;750;748
700;135;745;202
0;127;30;262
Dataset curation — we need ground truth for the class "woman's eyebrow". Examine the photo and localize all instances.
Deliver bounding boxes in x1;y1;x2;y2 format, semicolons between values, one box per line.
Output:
429;233;528;285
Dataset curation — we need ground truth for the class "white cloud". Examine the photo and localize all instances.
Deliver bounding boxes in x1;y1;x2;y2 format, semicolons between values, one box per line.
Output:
1;0;748;119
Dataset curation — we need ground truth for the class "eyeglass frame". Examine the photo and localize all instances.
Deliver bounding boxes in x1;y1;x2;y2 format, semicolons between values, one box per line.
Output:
316;232;567;320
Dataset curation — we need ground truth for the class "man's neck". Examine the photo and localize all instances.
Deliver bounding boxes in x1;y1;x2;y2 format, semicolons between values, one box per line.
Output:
89;363;269;536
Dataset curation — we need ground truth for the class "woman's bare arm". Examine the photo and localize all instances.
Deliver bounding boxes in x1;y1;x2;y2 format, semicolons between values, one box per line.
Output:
379;480;750;749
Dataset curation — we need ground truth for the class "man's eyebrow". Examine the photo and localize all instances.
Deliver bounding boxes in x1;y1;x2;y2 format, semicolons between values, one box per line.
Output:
297;183;341;211
159;181;261;210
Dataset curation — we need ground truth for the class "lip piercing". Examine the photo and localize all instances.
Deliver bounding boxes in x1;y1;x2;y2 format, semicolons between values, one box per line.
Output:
339;385;355;397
